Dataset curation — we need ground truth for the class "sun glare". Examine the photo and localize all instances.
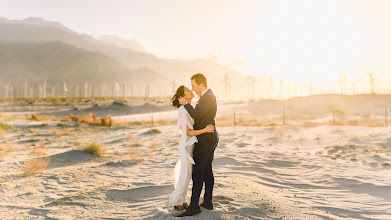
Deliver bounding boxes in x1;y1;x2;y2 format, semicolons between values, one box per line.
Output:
235;0;372;87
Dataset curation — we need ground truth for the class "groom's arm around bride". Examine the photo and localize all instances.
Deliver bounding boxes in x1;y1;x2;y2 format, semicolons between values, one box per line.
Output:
184;91;218;146
179;73;218;152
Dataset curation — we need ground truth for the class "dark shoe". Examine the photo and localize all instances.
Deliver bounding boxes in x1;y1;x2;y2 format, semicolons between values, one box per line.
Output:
176;207;201;217
200;202;213;210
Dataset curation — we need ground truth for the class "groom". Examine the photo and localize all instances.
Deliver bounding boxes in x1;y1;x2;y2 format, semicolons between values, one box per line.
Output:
177;73;219;217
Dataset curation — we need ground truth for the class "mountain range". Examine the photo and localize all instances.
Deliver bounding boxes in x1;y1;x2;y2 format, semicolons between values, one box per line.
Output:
0;17;256;97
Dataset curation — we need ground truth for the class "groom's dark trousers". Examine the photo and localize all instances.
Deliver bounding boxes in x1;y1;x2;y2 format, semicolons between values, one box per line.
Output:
184;89;218;209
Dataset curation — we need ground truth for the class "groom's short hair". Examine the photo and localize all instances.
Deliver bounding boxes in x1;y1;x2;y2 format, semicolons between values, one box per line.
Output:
191;73;207;87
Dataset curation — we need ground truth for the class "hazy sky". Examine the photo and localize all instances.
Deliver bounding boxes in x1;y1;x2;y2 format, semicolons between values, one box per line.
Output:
1;0;391;87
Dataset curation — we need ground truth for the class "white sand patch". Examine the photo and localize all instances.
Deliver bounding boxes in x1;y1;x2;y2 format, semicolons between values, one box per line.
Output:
1;118;391;219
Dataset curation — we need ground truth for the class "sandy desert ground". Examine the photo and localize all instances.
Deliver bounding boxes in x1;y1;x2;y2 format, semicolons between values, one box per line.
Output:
1;95;391;219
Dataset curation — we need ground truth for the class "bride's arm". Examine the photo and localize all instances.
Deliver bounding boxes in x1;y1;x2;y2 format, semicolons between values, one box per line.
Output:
186;124;214;137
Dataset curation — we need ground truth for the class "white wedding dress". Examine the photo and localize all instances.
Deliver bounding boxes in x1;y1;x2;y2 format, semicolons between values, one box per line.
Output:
169;105;197;206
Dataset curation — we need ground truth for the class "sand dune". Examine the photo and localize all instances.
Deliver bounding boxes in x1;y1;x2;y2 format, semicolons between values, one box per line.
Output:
1;114;391;219
1;95;391;219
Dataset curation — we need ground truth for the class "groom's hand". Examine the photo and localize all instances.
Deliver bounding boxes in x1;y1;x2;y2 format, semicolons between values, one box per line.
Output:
178;97;188;106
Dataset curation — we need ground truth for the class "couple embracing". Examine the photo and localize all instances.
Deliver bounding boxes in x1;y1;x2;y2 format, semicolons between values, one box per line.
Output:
169;73;219;217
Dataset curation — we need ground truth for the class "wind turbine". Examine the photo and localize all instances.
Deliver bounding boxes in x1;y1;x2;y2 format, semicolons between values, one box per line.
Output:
366;72;376;94
223;75;231;98
247;76;255;99
337;73;348;95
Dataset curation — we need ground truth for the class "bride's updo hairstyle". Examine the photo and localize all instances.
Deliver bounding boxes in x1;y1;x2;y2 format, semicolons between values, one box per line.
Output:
171;85;185;108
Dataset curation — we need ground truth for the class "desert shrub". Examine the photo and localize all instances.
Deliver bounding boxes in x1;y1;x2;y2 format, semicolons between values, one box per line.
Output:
127;146;144;163
150;139;161;151
24;158;50;175
62;116;73;122
71;115;81;122
100;116;111;126
80;113;96;124
80;142;106;156
0;121;10;131
30;113;40;121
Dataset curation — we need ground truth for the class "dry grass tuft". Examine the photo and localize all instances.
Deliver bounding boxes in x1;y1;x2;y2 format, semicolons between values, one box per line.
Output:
30;113;40;121
80;142;106;156
33;148;47;156
0;143;16;160
150;139;161;151
0;121;10;136
64;113;116;126
39;115;60;121
80;113;97;124
52;127;71;137
123;136;145;162
24;158;50;175
127;146;144;163
0;121;10;130
99;116;111;126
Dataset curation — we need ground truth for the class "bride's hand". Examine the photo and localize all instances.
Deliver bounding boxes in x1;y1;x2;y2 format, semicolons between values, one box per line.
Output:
204;124;215;133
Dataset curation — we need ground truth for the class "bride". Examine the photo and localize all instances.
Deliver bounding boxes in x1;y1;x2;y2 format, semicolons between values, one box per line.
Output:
169;85;214;211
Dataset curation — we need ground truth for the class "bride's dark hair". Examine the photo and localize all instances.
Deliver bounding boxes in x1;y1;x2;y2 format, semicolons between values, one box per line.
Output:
170;85;185;108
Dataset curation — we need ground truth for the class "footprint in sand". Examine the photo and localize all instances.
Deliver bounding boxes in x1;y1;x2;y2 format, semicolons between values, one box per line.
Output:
213;195;236;211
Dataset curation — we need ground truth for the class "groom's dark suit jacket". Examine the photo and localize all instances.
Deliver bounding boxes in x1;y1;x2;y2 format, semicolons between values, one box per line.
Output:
184;89;218;166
